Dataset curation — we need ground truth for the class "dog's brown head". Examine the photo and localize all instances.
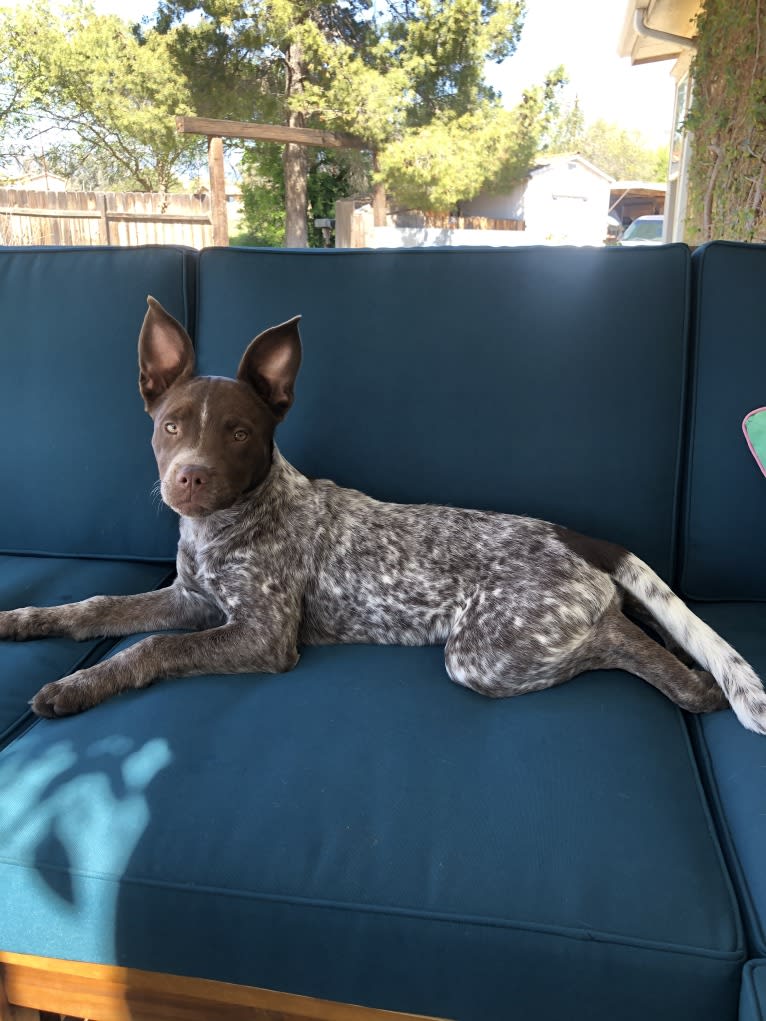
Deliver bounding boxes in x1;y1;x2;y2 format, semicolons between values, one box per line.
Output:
138;296;301;518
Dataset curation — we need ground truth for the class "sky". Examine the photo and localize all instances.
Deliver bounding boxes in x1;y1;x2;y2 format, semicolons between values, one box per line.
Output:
13;0;679;150
485;0;677;148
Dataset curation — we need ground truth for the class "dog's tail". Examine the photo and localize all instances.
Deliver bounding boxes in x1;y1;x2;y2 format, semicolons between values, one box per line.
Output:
613;552;766;735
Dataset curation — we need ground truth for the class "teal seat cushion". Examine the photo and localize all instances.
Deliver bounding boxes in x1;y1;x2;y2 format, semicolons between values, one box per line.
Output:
0;643;743;1020
741;961;766;1021
682;242;766;599
0;555;172;745
196;245;691;579
0;246;194;561
689;603;766;956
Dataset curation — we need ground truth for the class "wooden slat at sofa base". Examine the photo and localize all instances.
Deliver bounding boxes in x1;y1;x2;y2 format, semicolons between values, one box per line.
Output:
0;953;449;1021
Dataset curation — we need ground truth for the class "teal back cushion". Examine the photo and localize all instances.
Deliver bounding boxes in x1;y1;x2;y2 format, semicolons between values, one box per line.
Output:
196;245;690;579
0;247;193;560
681;241;766;599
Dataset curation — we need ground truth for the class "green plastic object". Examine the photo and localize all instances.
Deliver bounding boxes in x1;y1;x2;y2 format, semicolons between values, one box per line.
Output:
743;407;766;477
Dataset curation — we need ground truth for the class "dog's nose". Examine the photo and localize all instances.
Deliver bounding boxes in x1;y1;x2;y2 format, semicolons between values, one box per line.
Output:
175;465;211;490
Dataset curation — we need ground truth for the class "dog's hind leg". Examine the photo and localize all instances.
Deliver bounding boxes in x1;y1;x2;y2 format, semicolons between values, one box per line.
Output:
620;592;696;666
581;604;728;713
444;582;614;699
444;591;728;714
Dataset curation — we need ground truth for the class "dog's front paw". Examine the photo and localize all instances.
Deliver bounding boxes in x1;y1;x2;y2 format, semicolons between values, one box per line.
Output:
31;671;107;718
0;607;48;641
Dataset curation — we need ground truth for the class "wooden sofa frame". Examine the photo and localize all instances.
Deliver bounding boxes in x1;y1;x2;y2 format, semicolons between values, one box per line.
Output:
0;953;446;1021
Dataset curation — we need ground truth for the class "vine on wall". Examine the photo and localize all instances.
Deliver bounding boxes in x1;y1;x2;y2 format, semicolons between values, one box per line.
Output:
687;0;766;242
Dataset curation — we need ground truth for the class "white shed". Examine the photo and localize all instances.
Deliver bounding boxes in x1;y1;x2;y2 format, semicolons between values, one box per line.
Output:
462;155;615;246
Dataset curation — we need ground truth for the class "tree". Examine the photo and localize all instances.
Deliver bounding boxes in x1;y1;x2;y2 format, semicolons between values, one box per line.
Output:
0;29;33;171
237;142;369;246
544;93;668;182
297;0;545;211
576;120;667;182
0;0;202;192
375;71;564;210
545;95;585;154
152;0;375;244
155;0;554;231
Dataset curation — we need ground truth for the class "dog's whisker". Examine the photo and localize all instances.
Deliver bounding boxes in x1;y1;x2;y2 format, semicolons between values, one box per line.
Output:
150;479;165;514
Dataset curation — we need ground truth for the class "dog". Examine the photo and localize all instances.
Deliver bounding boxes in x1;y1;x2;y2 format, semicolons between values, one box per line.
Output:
2;296;765;734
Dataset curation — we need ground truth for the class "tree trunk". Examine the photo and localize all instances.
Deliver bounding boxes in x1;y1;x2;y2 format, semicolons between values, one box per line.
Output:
283;41;308;248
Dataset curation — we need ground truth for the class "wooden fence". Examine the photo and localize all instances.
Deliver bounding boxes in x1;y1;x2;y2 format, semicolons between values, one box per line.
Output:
0;189;213;248
336;200;526;248
417;212;525;231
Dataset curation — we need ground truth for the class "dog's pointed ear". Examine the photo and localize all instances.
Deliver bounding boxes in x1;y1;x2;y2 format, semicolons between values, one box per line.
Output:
237;315;302;420
138;296;195;411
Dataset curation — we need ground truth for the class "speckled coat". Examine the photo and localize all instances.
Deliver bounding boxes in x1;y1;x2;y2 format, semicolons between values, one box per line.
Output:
4;298;766;735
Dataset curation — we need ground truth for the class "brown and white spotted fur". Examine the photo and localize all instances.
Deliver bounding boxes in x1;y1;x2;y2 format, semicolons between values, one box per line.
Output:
3;298;765;734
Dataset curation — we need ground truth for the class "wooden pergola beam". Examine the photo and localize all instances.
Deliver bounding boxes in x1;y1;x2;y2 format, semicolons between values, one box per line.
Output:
176;115;380;246
176;116;368;151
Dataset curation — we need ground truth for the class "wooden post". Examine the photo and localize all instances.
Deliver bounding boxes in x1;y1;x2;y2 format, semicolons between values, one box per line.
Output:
371;152;387;227
207;135;228;246
0;971;11;1021
95;192;110;244
350;205;374;248
334;199;356;248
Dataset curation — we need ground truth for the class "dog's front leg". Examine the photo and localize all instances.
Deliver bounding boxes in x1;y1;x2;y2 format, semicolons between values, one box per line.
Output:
31;619;299;718
0;582;220;642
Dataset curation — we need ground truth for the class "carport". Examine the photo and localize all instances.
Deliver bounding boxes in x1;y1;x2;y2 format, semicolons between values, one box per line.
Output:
609;181;667;226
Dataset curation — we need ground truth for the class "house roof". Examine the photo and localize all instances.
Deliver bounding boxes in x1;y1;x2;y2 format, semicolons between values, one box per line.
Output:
618;0;700;66
4;172;69;190
611;180;667;194
531;154;615;184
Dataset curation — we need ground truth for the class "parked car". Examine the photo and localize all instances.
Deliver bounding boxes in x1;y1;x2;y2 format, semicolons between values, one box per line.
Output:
618;214;665;245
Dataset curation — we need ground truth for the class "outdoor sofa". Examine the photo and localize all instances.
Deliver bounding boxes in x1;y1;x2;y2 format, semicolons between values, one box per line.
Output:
1;240;766;1021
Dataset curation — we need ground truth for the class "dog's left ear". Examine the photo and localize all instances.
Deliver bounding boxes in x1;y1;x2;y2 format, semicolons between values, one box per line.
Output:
237;315;302;420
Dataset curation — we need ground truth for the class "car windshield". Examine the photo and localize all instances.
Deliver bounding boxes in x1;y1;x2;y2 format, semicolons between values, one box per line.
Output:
623;219;663;241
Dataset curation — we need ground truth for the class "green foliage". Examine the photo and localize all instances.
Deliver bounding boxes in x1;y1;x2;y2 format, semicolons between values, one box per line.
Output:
307;148;370;244
686;0;766;242
238;144;286;247
544;95;584;153
377;67;562;211
483;68;565;193
151;0;377;242
153;0;545;216
576;120;668;181
238;141;370;246
0;0;564;229
0;28;33;166
544;94;668;182
0;0;203;191
378;108;505;210
298;0;557;210
386;0;525;123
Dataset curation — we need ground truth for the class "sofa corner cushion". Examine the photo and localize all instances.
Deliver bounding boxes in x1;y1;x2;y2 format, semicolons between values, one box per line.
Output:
195;245;690;579
682;241;766;599
741;961;766;1021
0;555;173;745
0;642;743;1021
0;246;194;561
689;603;766;956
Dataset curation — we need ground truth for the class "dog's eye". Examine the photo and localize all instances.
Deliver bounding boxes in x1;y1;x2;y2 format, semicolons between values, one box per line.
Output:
164;422;178;435
233;429;248;442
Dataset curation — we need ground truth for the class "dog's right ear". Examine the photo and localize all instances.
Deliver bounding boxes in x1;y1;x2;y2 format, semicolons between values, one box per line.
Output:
138;296;195;412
